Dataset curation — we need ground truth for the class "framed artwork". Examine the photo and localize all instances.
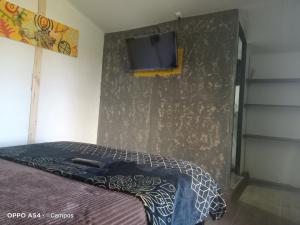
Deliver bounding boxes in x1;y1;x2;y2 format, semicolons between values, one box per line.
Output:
0;0;79;57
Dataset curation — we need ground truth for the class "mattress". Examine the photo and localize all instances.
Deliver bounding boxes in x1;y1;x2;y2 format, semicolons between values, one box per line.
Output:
0;159;147;225
0;142;226;225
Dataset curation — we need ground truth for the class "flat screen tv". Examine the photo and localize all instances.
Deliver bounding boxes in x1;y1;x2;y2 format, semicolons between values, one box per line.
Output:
126;32;177;71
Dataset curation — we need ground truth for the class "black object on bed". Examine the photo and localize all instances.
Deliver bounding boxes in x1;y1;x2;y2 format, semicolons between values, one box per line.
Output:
0;142;226;225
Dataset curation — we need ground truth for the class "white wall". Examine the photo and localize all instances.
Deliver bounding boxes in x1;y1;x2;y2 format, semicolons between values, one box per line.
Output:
250;52;300;79
0;0;104;147
245;52;300;188
0;0;37;147
36;0;104;143
244;0;300;53
246;138;300;188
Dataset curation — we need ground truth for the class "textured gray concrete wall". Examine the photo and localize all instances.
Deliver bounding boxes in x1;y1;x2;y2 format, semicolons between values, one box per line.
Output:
97;10;239;187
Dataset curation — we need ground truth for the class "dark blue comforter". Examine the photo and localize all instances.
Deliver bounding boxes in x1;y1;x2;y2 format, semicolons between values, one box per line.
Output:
0;142;226;225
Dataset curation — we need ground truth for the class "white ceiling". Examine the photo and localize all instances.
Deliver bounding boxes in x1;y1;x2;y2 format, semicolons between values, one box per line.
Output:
69;0;260;32
70;0;300;53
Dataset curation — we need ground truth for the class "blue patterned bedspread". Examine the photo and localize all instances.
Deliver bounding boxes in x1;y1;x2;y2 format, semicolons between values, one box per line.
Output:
0;142;226;225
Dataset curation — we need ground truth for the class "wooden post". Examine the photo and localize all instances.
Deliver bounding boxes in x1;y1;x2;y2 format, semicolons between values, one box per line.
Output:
27;0;46;144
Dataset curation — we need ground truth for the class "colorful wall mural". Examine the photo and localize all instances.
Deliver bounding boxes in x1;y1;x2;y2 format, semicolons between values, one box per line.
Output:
0;0;79;57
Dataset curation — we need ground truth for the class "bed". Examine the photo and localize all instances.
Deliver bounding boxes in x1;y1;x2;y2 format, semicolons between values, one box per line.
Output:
0;158;147;225
0;142;226;225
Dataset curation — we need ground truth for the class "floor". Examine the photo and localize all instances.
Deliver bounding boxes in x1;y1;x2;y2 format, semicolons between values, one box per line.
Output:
206;183;300;225
230;173;244;190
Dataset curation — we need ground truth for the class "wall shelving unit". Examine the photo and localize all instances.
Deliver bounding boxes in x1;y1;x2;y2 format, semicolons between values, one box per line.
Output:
244;103;300;109
244;77;300;144
247;78;300;83
244;134;300;144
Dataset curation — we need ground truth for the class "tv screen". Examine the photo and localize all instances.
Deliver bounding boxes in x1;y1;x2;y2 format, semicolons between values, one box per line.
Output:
126;32;177;71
